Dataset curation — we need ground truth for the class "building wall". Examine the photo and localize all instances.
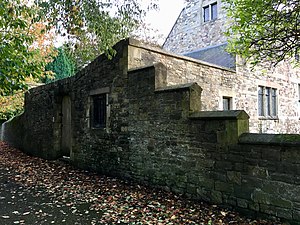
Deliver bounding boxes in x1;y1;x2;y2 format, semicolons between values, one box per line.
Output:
128;40;300;133
163;0;228;54
162;0;300;134
235;58;300;134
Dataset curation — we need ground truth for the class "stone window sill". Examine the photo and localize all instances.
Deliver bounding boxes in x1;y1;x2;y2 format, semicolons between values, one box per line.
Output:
258;116;279;121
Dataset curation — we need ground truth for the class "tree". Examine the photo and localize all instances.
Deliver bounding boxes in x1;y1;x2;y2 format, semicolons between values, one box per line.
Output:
43;47;75;83
0;0;55;96
224;0;300;66
36;0;158;69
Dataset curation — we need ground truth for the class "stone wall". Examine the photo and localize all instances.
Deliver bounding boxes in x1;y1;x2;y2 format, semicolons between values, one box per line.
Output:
225;134;300;223
163;0;228;54
162;0;300;134
1;40;131;162
126;64;300;224
2;39;300;223
128;39;300;133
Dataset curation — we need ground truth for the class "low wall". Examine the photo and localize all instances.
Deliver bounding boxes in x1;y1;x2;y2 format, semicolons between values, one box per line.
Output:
224;133;300;223
0;113;25;150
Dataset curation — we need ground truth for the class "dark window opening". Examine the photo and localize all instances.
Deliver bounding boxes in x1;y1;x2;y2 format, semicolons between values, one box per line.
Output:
223;97;232;110
203;6;210;22
203;2;218;22
211;3;218;20
298;84;300;103
92;94;107;128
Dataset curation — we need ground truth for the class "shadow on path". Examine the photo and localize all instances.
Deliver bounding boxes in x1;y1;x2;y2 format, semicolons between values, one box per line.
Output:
0;168;101;225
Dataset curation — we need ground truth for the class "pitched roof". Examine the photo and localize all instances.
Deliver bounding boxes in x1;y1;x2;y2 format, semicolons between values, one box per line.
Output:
183;43;236;70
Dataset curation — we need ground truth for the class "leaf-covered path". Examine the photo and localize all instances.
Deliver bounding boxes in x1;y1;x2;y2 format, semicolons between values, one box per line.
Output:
0;142;282;225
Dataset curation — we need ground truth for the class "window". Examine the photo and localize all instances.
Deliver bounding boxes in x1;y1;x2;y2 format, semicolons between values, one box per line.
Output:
211;2;218;20
203;6;210;22
298;84;300;116
223;97;232;110
91;94;107;128
203;2;218;22
298;84;300;103
258;86;277;117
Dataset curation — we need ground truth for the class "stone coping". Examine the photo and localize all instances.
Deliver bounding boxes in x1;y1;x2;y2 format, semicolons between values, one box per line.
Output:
126;38;236;73
155;82;199;93
189;110;249;120
239;133;300;146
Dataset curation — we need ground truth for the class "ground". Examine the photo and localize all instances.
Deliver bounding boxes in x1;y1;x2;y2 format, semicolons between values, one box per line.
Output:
0;142;283;225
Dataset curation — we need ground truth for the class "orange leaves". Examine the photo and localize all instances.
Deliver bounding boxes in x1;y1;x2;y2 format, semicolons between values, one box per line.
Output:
0;142;283;225
0;91;24;121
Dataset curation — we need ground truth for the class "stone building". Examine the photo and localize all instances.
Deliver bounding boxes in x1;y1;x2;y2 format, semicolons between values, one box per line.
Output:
2;39;300;223
163;0;300;134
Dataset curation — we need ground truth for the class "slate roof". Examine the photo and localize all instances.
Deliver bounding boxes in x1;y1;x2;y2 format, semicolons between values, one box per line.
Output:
183;43;236;70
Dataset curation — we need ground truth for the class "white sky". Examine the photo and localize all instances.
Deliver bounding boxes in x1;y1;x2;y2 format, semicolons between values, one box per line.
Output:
143;0;185;44
55;0;185;47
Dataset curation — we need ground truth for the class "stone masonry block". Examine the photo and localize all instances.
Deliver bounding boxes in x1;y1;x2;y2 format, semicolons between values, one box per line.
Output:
215;181;234;193
211;190;223;204
227;171;242;185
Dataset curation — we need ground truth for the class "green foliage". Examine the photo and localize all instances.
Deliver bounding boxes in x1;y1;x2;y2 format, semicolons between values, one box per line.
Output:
224;0;299;66
43;47;75;83
35;0;158;69
0;0;47;96
0;91;24;122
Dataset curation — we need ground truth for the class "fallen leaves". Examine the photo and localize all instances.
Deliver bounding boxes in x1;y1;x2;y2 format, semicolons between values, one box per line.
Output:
0;141;282;224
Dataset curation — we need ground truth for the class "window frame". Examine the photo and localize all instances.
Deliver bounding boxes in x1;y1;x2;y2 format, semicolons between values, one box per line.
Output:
91;94;107;129
211;2;218;20
222;96;232;110
203;5;210;22
89;87;110;130
298;84;300;103
258;86;278;119
297;83;300;119
202;2;218;23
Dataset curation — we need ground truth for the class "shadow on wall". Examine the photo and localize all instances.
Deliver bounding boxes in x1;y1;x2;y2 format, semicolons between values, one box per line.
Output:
0;113;25;150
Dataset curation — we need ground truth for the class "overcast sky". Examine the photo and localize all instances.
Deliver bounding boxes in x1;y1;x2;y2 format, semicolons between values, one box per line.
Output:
54;0;186;46
144;0;185;44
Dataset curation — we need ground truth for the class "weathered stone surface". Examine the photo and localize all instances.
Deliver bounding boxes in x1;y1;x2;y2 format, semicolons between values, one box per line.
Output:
1;38;300;224
227;171;241;185
163;0;300;134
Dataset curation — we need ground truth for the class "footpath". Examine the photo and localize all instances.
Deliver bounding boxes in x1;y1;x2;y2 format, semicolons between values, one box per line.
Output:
0;142;282;225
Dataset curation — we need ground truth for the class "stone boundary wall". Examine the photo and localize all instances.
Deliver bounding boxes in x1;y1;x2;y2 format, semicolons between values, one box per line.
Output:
126;62;300;223
0;113;25;150
224;133;300;223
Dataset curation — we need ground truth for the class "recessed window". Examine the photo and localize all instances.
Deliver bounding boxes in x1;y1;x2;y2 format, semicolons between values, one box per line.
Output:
258;86;277;117
211;3;218;20
298;84;300;103
298;84;300;115
223;96;232;110
203;6;210;22
91;94;107;128
203;2;218;22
